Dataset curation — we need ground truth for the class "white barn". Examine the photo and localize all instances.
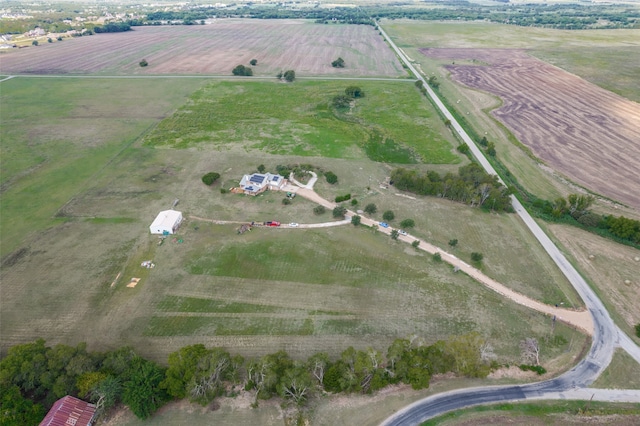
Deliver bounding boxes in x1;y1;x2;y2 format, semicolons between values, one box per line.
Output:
150;210;183;235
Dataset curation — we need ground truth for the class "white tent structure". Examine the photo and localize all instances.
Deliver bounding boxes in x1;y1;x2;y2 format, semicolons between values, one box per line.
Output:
150;210;183;235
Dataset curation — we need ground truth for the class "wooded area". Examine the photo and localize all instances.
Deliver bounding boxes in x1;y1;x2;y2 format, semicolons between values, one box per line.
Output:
0;333;496;424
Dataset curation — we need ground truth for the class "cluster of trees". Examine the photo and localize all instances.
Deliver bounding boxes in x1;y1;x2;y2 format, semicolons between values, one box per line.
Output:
1;331;523;424
94;22;131;33
391;163;513;212
232;64;253;76
0;340;169;424
477;136;497;157
277;70;296;82
530;195;640;245
367;4;638;29
332;86;365;109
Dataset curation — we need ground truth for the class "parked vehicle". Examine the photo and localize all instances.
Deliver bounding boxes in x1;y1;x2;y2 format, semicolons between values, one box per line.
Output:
289;222;299;227
379;222;389;228
398;230;408;236
264;221;281;227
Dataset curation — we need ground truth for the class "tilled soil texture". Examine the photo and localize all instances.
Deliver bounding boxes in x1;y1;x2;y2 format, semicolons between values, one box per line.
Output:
0;21;405;77
420;48;640;210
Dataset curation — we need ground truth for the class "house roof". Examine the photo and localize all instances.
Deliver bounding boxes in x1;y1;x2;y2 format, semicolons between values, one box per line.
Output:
249;174;267;185
40;395;96;426
240;173;284;192
150;210;182;229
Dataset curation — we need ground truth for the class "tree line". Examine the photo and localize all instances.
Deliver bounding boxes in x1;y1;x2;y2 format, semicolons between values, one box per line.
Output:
391;163;513;212
2;2;636;35
530;195;640;245
1;333;497;424
140;4;637;30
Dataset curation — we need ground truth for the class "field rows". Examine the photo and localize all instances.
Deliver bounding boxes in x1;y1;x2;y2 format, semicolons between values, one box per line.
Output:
0;21;405;77
420;48;640;209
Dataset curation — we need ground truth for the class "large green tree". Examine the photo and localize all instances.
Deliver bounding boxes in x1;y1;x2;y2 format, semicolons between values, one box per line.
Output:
122;358;168;419
0;385;45;426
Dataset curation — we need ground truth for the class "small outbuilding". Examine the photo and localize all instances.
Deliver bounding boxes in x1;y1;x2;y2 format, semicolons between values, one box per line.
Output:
150;209;183;235
40;395;96;426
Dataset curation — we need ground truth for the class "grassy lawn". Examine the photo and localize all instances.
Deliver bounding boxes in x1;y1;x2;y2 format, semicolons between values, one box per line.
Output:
591;349;640;390
0;77;206;258
142;80;460;164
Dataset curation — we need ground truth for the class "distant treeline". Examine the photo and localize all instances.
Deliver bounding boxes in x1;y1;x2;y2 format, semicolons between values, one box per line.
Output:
1;334;494;424
93;22;131;33
3;3;637;35
140;3;639;30
391;163;513;212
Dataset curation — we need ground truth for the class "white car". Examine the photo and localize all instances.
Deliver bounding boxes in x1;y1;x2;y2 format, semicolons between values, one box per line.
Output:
398;230;408;236
289;222;299;227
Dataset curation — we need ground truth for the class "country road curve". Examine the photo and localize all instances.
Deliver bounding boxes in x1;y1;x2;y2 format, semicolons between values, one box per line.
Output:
377;23;640;425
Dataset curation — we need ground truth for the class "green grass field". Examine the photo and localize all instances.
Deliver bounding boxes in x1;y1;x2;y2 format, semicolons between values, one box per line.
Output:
0;76;584;368
142;80;460;164
0;77;207;258
591;349;640;390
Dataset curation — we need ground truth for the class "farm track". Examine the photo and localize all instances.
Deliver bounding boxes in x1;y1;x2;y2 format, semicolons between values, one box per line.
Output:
420;48;640;210
192;186;594;335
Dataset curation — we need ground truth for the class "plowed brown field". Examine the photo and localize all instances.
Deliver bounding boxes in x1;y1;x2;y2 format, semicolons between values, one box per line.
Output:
420;48;640;210
0;20;404;77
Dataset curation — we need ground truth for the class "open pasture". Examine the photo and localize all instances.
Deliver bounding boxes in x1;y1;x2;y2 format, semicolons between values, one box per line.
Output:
419;48;640;210
0;20;405;77
0;77;206;258
142;80;460;164
1;77;583;367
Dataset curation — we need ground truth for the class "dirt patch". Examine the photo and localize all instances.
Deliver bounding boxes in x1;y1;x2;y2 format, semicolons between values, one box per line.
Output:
488;366;537;380
419;48;640;211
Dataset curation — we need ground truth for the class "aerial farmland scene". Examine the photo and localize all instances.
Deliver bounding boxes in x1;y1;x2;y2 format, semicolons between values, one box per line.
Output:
1;1;639;425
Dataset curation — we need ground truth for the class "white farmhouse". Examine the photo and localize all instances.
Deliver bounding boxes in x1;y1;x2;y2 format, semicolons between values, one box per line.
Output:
238;173;286;195
150;210;183;235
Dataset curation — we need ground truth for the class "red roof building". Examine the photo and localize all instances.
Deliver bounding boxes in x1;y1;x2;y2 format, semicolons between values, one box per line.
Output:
40;395;96;426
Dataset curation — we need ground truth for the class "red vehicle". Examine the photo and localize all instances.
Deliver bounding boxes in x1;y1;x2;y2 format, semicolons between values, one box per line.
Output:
264;221;281;227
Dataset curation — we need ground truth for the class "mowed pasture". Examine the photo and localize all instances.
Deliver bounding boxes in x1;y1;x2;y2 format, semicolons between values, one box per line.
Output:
0;77;585;363
0;20;405;77
0;77;207;258
142;80;460;164
419;48;640;210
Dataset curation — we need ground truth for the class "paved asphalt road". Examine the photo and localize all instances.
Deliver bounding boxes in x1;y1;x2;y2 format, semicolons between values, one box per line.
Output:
377;24;640;426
